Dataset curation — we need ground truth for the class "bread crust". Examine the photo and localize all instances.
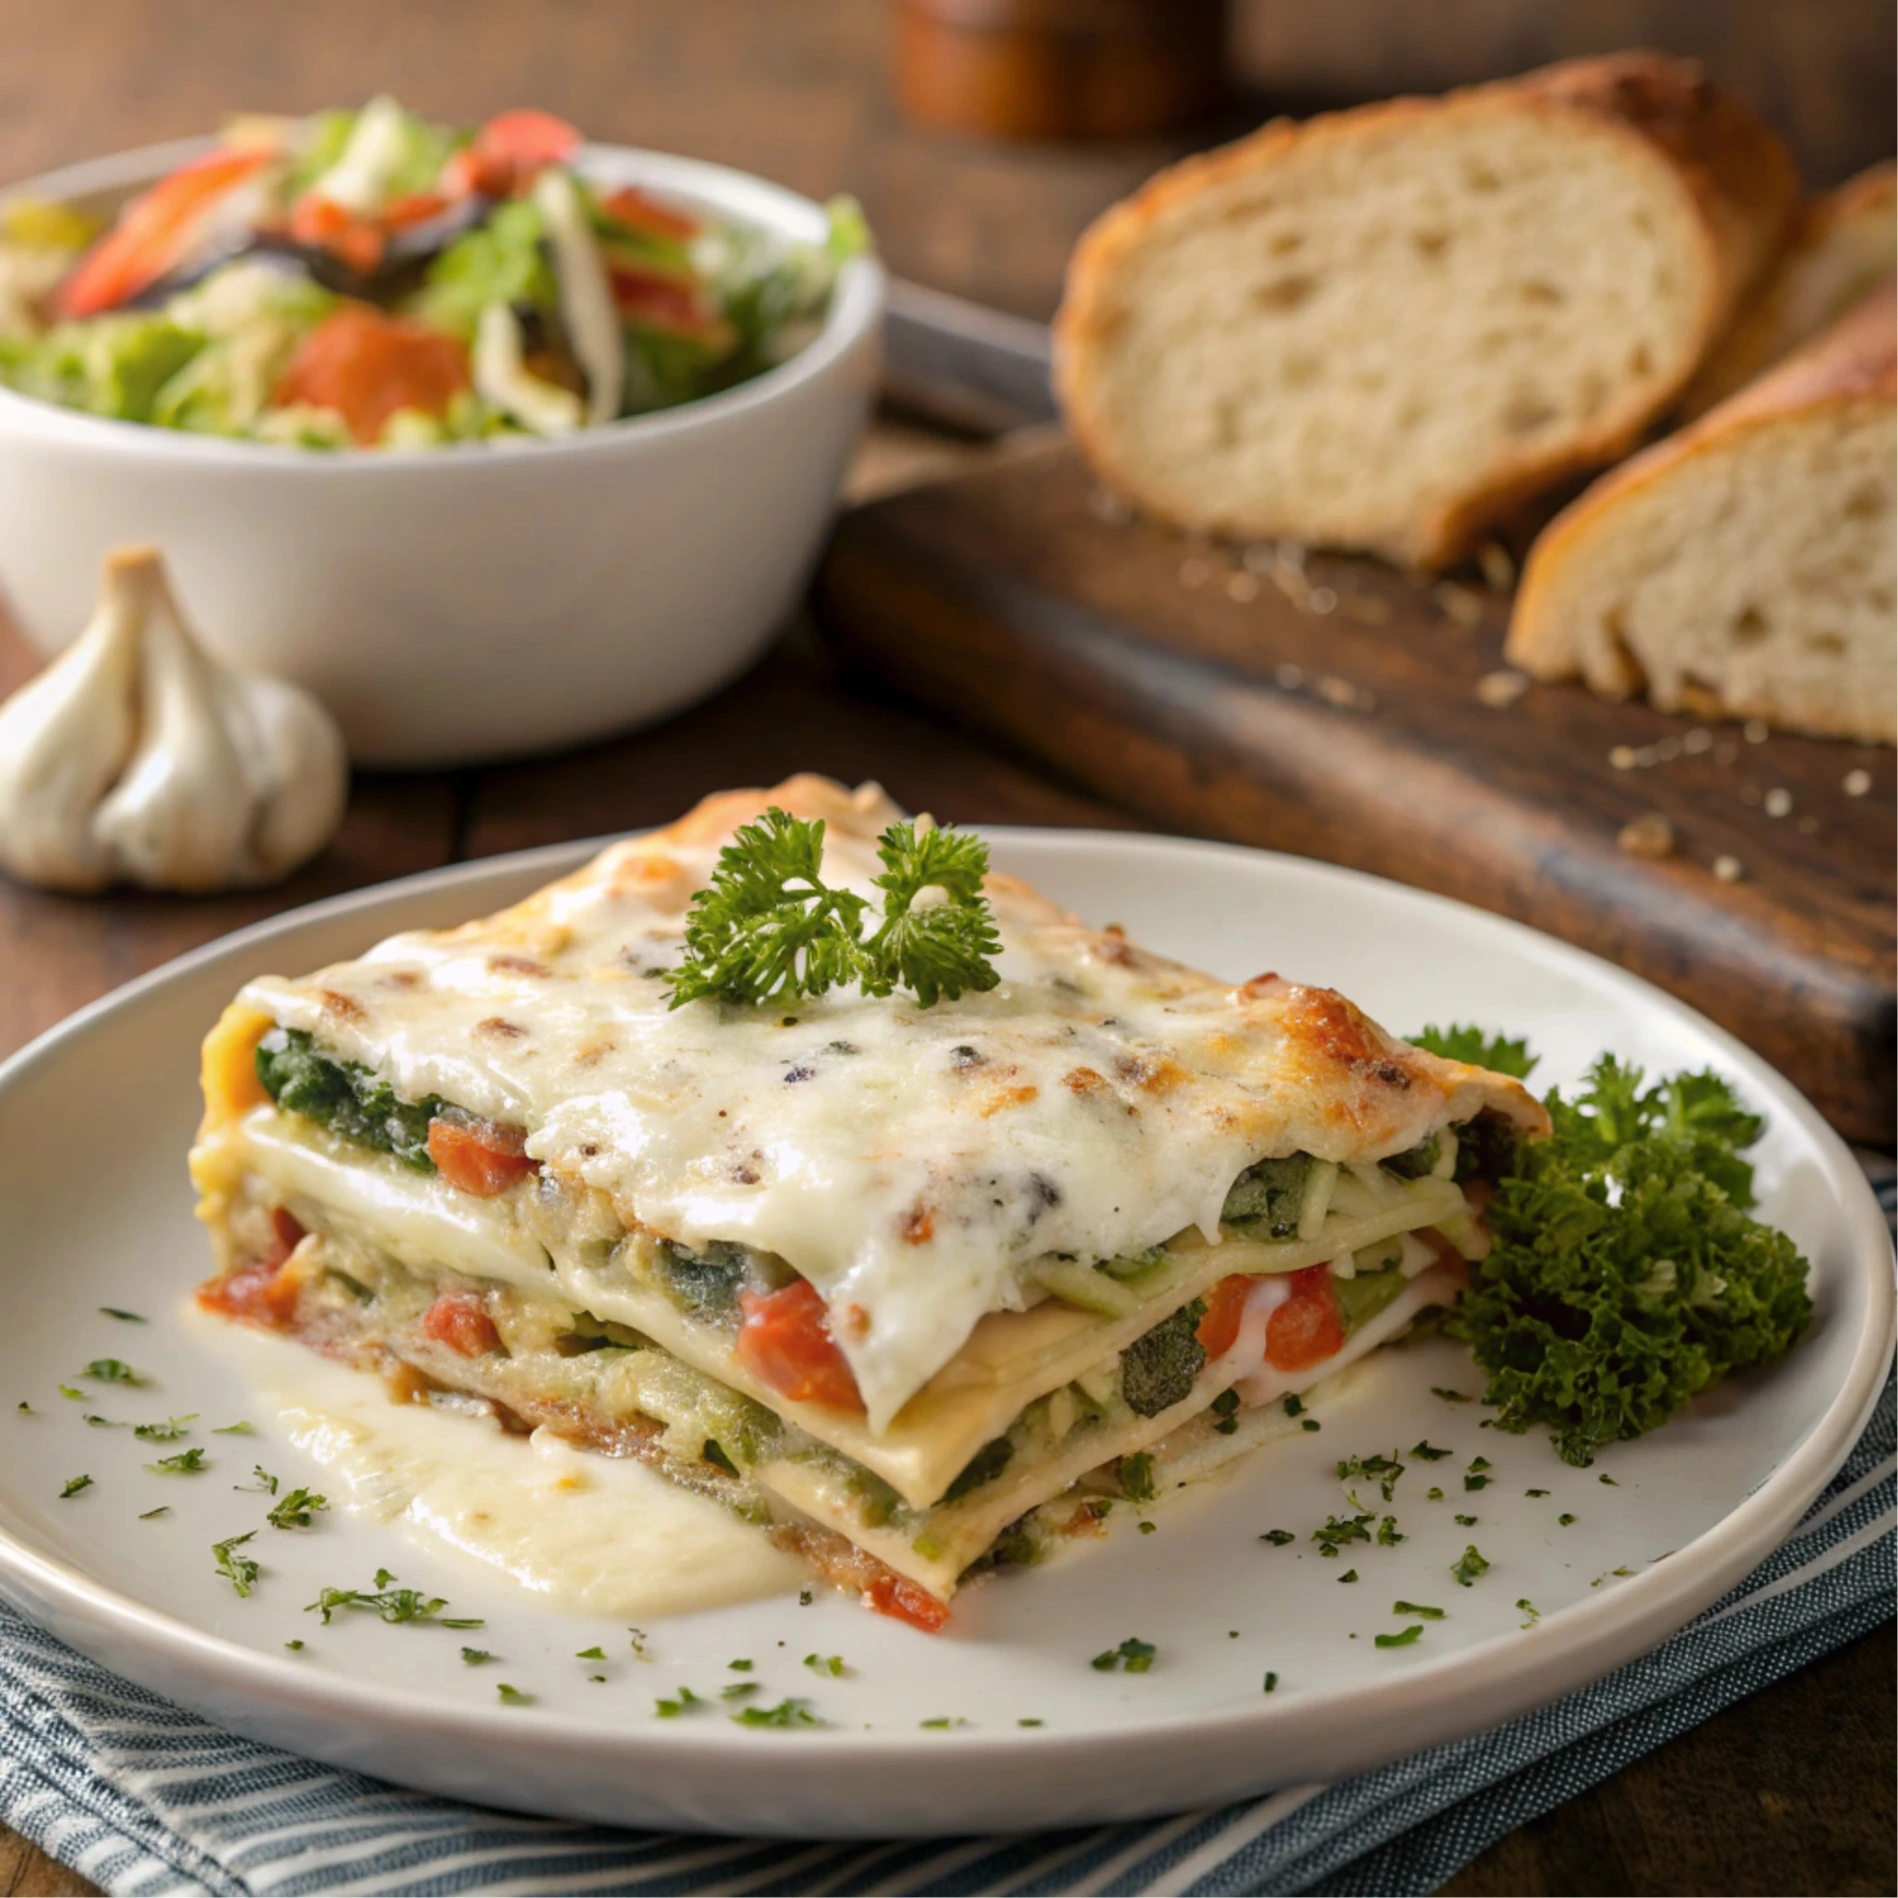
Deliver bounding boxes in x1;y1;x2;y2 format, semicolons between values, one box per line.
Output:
1679;160;1898;419
1506;280;1896;741
1055;51;1798;568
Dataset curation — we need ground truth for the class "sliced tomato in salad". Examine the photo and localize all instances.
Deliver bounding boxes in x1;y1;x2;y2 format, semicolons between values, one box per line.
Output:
1264;1263;1346;1372
287;193;388;276
608;261;719;336
445;108;582;199
735;1278;864;1412
598;185;700;242
55;145;276;318
272;305;470;444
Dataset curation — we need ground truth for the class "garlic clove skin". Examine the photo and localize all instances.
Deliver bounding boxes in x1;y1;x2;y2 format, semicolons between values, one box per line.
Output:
0;545;351;894
0;549;143;891
91;559;257;893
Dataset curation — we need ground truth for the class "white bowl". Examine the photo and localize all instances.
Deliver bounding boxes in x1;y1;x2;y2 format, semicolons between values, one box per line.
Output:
0;139;884;768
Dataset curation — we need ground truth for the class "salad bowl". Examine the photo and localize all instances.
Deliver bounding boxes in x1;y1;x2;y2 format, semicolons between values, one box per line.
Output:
0;137;884;767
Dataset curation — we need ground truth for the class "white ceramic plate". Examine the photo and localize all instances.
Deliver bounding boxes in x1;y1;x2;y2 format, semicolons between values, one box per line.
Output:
0;832;1888;1837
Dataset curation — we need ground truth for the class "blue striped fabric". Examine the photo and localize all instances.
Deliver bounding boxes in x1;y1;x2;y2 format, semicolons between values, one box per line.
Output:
4;1163;1892;1898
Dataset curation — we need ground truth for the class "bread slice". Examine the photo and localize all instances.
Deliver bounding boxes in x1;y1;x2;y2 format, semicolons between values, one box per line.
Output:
1054;53;1797;569
1506;280;1895;744
1679;161;1897;420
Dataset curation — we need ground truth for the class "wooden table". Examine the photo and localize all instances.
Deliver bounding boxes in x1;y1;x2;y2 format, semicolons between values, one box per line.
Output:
0;4;1891;1891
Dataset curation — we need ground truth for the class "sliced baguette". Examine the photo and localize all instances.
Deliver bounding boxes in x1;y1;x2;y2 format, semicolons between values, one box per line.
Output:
1679;160;1897;420
1506;280;1895;744
1055;52;1797;569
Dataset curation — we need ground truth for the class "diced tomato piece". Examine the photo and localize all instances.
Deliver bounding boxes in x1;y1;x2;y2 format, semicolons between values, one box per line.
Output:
198;1255;299;1327
863;1571;951;1632
272;306;470;444
287;194;387;275
735;1279;864;1412
421;1291;503;1358
269;1205;308;1258
424;1115;536;1197
1264;1264;1346;1373
1196;1273;1252;1360
599;185;700;241
56;145;275;317
445;109;582;198
608;262;712;334
379;190;453;231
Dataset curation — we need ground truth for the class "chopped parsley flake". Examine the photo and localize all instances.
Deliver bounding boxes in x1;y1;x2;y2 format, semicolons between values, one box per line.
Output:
576;1646;607;1661
1426;1487;1444;1501
1018;1718;1044;1727
100;1308;147;1323
148;1448;208;1475
1431;1387;1473;1403
1301;1419;1322;1432
627;1628;648;1656
1338;1569;1359;1584
1375;1625;1424;1648
656;1688;708;1717
1559;1513;1577;1526
1393;1600;1445;1618
139;1506;169;1520
284;1639;305;1652
235;1466;278;1493
1118;1451;1156;1502
1138;1520;1157;1535
727;1658;754;1671
132;1414;198;1442
1090;1637;1157;1673
1454;1513;1478;1526
1526;1488;1550;1497
1451;1545;1490;1587
919;1716;967;1730
731;1698;822;1729
803;1653;845;1677
57;1386;82;1400
496;1684;532;1705
212;1421;256;1436
266;1488;327;1530
461;1648;495;1665
16;1402;30;1413
1600;1474;1619;1485
1259;1529;1295;1546
305;1571;480;1627
798;1590;813;1606
721;1682;760;1701
1282;1394;1305;1417
1312;1513;1374;1557
59;1473;92;1498
1262;1671;1279;1692
1516;1598;1541;1626
1337;1450;1405;1503
212;1532;260;1597
1410;1440;1452;1462
83;1359;145;1386
1376;1516;1405;1546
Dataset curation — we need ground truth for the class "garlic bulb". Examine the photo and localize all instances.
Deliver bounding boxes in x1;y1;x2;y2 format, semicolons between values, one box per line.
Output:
0;547;348;893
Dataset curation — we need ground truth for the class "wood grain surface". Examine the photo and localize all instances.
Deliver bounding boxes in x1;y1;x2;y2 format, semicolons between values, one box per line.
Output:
818;436;1897;1142
0;2;1891;1891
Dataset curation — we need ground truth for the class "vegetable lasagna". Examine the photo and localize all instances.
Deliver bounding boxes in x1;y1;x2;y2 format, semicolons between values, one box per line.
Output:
190;776;1547;1628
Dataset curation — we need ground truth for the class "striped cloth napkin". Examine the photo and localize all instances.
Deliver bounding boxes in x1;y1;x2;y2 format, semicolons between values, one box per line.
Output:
4;1166;1891;1898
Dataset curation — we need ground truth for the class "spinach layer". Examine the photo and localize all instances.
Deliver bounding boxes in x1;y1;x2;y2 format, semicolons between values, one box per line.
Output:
255;1028;445;1172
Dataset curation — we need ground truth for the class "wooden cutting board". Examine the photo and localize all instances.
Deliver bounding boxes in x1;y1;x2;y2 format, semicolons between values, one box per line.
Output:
814;435;1896;1144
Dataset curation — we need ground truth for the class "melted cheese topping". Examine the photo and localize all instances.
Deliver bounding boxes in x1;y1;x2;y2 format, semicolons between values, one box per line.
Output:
232;777;1543;1432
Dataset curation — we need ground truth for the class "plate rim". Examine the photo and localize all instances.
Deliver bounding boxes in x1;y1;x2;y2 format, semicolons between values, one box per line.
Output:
0;827;1889;1801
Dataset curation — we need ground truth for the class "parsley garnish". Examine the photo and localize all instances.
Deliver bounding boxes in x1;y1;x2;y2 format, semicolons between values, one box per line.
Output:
731;1698;822;1728
919;1716;966;1730
284;1639;305;1652
1410;1440;1452;1462
57;1385;82;1400
1526;1488;1550;1497
1300;1418;1321;1432
59;1473;92;1498
266;1488;327;1530
496;1684;532;1705
1259;1528;1295;1546
576;1646;607;1661
1282;1393;1304;1417
804;1653;845;1677
656;1688;707;1717
664;809;1002;1011
1312;1513;1373;1556
99;1308;147;1323
1444;1054;1811;1466
727;1657;754;1671
1454;1513;1478;1526
721;1681;760;1701
1410;1025;1538;1079
82;1358;145;1386
1090;1637;1157;1673
1118;1451;1156;1503
1376;1516;1404;1545
1517;1598;1541;1626
1375;1625;1424;1648
147;1448;207;1475
1393;1600;1445;1618
139;1506;169;1520
1451;1545;1490;1587
212;1421;256;1436
461;1647;495;1664
1262;1672;1279;1692
305;1569;481;1627
1337;1451;1405;1503
235;1466;277;1493
132;1414;197;1442
1431;1387;1473;1404
1427;1486;1444;1500
1338;1568;1359;1583
213;1532;260;1596
1019;1717;1044;1726
1559;1512;1577;1525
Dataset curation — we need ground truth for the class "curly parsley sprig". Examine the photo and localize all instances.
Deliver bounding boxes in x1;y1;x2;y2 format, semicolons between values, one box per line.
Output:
664;809;1002;1010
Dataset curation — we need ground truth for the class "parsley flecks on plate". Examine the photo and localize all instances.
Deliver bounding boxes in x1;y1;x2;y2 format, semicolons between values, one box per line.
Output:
663;808;1002;1010
1439;1051;1811;1467
1411;1025;1539;1080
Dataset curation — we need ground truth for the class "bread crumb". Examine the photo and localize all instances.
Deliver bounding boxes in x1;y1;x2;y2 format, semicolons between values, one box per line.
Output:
1617;813;1676;859
1682;729;1713;755
1476;670;1529;709
1226;572;1261;603
1712;854;1744;883
1743;720;1769;744
1844;768;1872;797
1477;542;1516;592
1763;788;1793;818
1610;746;1639;770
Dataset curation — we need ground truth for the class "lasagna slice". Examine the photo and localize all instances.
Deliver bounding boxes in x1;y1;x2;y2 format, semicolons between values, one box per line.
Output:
190;776;1547;1628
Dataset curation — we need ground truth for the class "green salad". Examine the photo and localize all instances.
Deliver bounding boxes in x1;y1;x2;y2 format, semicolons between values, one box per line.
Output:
0;98;868;448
